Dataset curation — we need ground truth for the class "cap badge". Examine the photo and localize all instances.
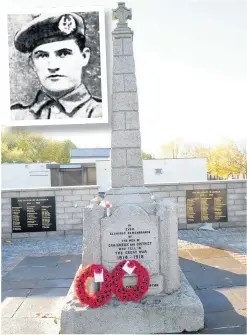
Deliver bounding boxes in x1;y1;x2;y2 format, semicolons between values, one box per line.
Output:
58;14;76;35
31;14;41;19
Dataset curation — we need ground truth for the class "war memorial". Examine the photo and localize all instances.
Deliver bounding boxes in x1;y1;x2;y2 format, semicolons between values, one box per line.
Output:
60;3;204;333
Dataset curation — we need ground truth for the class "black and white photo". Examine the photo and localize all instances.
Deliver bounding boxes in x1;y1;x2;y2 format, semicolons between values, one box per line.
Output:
7;7;108;126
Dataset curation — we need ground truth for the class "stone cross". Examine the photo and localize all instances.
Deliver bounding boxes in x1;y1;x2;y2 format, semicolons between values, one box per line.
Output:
112;2;132;26
110;2;144;188
60;4;203;333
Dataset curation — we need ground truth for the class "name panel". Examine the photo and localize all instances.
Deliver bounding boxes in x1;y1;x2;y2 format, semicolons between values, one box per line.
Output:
11;197;56;233
186;189;227;224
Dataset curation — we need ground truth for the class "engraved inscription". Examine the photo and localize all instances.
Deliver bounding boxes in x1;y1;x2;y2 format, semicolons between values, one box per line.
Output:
11;197;56;233
107;224;153;261
186;189;227;224
122;274;163;295
101;204;159;274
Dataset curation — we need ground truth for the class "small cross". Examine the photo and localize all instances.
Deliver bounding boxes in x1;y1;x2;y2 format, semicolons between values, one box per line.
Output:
113;2;132;25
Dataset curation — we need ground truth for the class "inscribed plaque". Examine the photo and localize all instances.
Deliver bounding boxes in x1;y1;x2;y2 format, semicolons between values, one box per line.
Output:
101;204;159;274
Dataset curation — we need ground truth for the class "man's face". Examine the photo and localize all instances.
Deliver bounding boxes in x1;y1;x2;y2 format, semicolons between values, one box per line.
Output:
31;39;90;95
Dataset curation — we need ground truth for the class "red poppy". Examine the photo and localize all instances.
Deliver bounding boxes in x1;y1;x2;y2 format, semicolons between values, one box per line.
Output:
74;264;112;308
111;260;150;302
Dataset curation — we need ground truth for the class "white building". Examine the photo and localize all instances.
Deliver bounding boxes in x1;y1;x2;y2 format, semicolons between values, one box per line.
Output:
143;158;207;184
1;163;51;189
1;148;207;191
70;148;208;191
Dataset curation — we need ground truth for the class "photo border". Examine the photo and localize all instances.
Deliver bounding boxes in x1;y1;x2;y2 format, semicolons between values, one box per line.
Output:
6;6;108;127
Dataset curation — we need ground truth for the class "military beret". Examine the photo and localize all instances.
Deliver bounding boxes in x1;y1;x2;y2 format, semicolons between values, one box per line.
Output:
14;13;85;53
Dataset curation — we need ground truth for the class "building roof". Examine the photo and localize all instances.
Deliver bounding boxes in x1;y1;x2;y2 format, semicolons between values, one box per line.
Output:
70;148;111;158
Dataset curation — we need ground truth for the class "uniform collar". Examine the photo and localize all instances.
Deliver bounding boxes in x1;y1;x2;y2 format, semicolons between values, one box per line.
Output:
30;83;92;116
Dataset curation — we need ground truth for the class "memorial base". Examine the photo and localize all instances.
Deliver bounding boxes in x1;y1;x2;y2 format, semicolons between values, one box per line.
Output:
60;270;204;334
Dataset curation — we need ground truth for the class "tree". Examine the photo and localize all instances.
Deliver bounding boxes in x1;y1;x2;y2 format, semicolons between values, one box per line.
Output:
1;129;77;164
159;138;247;179
238;141;247;175
1;143;9;163
142;151;153;160
160;138;190;158
59;140;77;163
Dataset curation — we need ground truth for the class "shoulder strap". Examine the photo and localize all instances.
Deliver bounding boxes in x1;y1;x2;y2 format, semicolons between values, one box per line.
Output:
92;95;102;103
11;103;27;110
10;90;44;111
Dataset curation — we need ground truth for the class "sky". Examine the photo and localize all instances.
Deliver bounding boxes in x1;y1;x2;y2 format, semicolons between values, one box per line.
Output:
2;0;247;157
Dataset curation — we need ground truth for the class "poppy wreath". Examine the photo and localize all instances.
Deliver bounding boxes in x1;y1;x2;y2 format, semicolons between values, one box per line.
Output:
111;260;150;302
74;264;112;308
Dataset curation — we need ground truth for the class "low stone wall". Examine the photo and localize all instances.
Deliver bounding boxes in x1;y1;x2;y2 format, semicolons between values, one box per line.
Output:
146;180;247;229
1;181;246;238
1;186;98;239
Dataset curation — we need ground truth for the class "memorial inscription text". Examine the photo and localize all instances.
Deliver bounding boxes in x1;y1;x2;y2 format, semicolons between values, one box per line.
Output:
186;189;227;224
102;222;158;263
11;197;56;233
109;224;152;261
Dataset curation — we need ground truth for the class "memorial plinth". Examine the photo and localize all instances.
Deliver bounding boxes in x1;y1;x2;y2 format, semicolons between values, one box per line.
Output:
61;271;203;334
60;3;204;333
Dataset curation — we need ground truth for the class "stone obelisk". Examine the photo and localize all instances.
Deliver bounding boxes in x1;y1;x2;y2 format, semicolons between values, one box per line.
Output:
60;4;204;333
110;2;144;189
106;2;153;206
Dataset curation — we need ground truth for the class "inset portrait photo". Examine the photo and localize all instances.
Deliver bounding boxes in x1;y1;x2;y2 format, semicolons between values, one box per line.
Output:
7;7;108;126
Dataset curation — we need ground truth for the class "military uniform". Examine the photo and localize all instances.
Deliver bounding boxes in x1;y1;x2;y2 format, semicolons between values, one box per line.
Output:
12;12;102;119
11;85;102;120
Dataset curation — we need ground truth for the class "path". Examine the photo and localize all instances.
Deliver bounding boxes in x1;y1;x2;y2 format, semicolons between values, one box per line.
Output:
1;228;246;334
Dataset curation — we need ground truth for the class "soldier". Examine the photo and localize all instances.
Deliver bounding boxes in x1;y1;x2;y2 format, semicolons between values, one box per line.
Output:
11;13;102;120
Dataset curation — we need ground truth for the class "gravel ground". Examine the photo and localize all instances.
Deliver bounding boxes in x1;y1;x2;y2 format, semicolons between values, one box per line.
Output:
2;235;82;272
178;227;247;254
2;228;246;273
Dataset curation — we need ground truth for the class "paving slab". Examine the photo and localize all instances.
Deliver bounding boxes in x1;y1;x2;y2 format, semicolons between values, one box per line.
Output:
1;230;246;334
1;296;27;318
2;288;31;301
188;248;229;260
184;267;246;290
3;265;76;281
222;267;247;275
17;256;60;267
195;288;246;312
200;325;247;334
1;317;60;334
3;266;54;281
28;287;69;297
56;262;80;274
13;289;68;318
178;249;193;259
204;309;246;329
2;280;38;290
42;267;79;280
58;255;82;264
35;279;73;288
179;258;206;272
200;256;244;270
229;286;247;303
